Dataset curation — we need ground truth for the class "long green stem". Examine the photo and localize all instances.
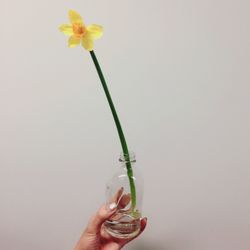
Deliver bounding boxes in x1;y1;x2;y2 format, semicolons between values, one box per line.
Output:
89;50;136;210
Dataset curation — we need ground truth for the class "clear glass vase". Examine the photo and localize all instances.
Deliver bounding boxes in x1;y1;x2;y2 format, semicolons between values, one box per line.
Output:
103;151;143;239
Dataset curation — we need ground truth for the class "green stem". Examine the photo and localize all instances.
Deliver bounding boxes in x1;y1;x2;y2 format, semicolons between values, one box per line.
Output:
89;50;137;211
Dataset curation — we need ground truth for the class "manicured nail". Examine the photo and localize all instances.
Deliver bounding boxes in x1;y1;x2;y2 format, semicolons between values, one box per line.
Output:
109;202;117;211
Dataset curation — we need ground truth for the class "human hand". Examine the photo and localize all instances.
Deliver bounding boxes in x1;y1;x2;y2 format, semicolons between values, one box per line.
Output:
74;188;147;250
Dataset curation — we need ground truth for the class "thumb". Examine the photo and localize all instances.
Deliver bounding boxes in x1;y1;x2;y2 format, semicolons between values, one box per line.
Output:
85;202;117;234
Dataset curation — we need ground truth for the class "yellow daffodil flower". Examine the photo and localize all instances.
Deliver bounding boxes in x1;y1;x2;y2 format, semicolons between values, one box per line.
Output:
59;10;103;51
59;9;138;212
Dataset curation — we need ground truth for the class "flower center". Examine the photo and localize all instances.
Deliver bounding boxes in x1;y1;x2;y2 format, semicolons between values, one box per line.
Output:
73;24;86;37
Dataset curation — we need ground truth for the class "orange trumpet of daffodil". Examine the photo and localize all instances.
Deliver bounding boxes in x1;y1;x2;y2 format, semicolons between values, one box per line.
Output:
59;10;103;51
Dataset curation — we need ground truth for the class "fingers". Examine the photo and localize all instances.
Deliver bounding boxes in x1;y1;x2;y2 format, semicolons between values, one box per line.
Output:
118;193;131;210
139;217;147;234
85;202;117;234
100;224;113;240
108;187;131;210
85;187;134;235
85;188;124;235
130;217;148;240
109;187;124;204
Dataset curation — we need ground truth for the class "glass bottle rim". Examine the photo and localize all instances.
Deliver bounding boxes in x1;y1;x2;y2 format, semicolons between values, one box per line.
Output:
119;151;136;163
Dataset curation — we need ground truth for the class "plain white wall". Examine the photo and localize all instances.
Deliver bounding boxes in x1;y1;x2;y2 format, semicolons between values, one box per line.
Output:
1;0;250;249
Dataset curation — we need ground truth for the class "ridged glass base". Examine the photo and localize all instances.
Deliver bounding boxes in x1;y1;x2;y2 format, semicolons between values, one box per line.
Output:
104;211;141;239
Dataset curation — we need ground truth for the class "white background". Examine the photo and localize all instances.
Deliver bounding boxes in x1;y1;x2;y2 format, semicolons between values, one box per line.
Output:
1;0;250;249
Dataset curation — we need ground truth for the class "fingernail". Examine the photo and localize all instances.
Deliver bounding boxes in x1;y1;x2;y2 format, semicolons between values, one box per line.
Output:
109;202;117;211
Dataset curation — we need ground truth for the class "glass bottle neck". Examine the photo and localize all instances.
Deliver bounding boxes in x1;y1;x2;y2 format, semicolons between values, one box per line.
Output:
119;151;136;163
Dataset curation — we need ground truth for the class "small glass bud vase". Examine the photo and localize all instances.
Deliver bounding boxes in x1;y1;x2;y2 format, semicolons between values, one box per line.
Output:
104;151;143;239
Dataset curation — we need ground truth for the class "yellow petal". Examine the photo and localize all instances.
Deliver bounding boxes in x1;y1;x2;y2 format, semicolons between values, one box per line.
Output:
81;34;94;51
87;24;103;39
68;36;81;48
59;24;73;36
68;10;83;25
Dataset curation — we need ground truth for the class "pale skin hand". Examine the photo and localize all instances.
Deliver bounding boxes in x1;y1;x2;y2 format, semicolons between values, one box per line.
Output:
74;188;147;250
